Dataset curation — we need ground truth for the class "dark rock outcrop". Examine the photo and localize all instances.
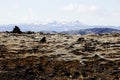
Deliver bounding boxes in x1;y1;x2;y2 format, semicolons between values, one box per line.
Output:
12;26;22;33
77;37;85;42
40;37;46;43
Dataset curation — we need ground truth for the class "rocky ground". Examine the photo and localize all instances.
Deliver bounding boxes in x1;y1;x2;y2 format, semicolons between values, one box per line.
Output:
0;32;120;80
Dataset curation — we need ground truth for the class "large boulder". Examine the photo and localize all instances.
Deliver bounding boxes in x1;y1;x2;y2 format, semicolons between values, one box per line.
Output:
40;37;46;43
12;26;22;33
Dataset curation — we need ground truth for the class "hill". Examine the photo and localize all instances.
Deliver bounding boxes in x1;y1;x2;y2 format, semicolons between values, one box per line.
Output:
61;28;120;34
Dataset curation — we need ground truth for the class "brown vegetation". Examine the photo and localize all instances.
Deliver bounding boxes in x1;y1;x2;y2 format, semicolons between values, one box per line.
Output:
0;32;120;80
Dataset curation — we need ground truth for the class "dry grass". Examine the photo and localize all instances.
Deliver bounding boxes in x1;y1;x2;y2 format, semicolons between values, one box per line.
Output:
0;32;120;79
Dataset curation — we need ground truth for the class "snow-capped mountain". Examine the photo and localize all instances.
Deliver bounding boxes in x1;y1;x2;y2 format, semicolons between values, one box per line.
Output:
0;21;120;34
0;21;88;32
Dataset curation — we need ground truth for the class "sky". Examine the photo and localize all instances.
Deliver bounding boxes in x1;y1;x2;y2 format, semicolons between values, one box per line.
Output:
0;0;120;26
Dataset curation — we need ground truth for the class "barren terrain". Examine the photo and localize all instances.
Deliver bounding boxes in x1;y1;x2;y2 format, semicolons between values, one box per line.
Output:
0;32;120;80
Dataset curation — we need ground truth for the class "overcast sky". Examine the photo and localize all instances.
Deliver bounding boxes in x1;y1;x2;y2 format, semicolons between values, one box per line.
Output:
0;0;120;26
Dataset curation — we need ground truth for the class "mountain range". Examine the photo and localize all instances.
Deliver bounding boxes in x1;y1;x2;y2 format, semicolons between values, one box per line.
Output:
62;28;120;34
0;21;120;34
